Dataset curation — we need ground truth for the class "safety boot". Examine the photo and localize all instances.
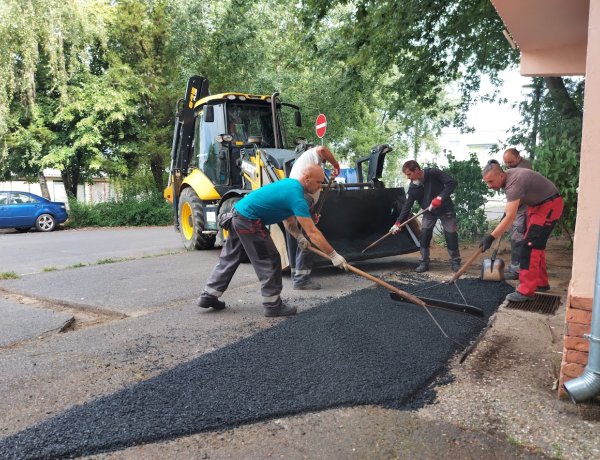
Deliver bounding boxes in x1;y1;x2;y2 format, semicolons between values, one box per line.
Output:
293;280;322;290
196;294;226;311
450;259;462;273
415;262;429;273
505;291;534;302
264;304;297;318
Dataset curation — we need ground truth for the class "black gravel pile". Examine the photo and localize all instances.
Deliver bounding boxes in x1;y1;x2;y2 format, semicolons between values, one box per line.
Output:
0;278;513;459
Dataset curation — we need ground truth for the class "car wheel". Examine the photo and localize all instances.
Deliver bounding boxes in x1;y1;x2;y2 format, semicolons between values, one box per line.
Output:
35;214;56;232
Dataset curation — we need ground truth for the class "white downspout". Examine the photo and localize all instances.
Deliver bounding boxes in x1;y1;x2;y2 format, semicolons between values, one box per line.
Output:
564;228;600;403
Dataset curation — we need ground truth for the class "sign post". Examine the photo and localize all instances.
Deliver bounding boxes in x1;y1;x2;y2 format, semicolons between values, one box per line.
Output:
315;113;327;144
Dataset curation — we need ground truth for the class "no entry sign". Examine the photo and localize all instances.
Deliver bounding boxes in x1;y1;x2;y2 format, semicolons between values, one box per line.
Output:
315;113;327;139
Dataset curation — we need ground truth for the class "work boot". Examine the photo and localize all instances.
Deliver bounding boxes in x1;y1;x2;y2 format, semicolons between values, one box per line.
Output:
504;264;519;280
196;294;226;311
415;262;429;273
536;285;551;292
505;291;535;302
264;304;297;318
450;259;461;273
293;280;322;290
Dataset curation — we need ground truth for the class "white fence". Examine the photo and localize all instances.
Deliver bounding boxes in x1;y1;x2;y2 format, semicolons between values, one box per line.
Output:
0;172;115;205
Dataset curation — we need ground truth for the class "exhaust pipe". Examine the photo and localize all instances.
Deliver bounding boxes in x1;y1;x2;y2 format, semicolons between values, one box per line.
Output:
564;229;600;403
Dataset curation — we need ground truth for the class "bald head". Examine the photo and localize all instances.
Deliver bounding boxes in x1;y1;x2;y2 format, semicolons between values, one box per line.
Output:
300;164;326;194
503;148;521;168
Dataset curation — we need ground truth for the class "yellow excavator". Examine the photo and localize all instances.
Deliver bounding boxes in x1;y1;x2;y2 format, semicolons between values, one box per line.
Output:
164;75;419;266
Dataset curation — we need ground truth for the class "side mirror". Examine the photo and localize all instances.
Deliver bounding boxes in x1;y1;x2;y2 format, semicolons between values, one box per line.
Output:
205;105;214;122
294;110;302;127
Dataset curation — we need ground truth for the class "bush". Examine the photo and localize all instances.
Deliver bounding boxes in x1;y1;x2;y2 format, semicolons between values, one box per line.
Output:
68;195;174;228
443;153;495;242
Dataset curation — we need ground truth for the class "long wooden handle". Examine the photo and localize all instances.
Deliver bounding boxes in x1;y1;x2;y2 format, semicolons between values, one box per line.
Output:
448;247;483;284
306;246;426;308
361;232;392;254
361;207;429;254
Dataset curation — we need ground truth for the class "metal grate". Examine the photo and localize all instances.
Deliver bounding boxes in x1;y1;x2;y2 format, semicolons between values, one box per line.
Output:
506;292;561;315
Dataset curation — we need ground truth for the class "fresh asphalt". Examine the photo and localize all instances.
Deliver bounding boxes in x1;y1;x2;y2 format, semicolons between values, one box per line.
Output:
0;226;514;458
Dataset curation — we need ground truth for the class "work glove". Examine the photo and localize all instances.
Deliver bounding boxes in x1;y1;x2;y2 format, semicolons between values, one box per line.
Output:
328;250;348;271
389;222;402;235
479;233;495;252
297;235;310;251
430;196;442;209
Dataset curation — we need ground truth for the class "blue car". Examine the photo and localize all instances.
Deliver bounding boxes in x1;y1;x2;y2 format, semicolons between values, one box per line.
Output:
0;191;68;232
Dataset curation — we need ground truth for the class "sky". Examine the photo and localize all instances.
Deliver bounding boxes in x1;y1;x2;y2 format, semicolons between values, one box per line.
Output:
432;68;533;166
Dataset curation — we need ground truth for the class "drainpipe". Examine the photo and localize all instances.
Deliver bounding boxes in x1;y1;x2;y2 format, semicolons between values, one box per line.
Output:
564;229;600;403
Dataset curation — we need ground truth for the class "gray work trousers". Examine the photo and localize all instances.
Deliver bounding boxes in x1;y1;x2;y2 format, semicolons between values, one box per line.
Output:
286;230;314;285
420;211;461;263
286;192;316;286
509;204;528;270
201;213;283;310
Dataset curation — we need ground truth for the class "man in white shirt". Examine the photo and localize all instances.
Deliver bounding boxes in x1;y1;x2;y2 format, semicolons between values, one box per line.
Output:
286;145;340;289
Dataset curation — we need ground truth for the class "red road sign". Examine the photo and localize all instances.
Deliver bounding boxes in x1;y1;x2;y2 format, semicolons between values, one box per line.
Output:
315;113;327;139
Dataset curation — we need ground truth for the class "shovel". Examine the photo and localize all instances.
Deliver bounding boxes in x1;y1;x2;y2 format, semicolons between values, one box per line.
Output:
361;206;430;254
481;237;505;281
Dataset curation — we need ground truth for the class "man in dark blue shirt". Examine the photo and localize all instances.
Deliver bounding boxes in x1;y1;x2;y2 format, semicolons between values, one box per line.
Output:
390;160;461;273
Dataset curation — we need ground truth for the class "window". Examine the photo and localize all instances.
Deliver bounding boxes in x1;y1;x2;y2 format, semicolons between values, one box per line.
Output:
0;193;8;205
11;193;38;204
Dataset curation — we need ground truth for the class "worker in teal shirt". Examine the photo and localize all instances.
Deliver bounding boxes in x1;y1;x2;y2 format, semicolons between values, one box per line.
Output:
197;164;347;317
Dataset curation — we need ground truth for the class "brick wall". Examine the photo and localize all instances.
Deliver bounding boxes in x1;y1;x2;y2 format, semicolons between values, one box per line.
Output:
559;294;593;397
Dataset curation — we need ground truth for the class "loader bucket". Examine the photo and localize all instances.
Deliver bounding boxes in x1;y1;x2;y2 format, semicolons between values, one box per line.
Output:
315;186;420;264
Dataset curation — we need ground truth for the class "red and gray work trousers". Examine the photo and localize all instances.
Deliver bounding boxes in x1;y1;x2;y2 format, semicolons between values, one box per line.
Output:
201;212;283;312
517;195;564;297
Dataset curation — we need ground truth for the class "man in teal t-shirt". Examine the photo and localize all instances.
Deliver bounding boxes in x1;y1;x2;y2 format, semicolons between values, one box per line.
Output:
197;164;347;317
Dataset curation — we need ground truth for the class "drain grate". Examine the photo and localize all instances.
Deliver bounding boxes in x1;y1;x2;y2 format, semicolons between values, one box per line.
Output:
506;292;561;315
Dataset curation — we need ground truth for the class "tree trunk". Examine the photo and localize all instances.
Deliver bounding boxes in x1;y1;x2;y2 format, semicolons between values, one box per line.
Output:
543;77;582;120
38;172;51;199
150;153;164;193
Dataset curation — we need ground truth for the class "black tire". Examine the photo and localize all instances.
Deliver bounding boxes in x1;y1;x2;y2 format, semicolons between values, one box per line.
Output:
178;188;215;250
35;214;56;232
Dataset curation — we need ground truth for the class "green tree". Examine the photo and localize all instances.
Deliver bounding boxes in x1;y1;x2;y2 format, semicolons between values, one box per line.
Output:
508;77;583;237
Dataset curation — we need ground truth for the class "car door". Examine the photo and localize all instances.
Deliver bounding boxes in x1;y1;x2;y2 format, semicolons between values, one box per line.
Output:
0;192;10;227
7;192;39;227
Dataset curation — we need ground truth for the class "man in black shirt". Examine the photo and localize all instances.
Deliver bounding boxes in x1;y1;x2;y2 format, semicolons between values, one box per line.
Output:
391;160;461;273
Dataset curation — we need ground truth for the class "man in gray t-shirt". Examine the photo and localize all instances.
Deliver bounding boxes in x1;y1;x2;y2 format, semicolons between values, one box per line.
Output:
480;162;563;303
503;148;532;278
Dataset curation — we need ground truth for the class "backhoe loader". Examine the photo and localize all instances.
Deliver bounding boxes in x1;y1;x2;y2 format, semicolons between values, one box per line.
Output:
164;75;420;266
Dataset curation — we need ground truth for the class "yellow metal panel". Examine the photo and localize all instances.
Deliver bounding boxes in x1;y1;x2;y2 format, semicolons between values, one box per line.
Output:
183;169;221;201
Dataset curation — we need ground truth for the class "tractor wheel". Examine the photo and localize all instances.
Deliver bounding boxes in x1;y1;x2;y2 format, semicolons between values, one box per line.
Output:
178;188;215;250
